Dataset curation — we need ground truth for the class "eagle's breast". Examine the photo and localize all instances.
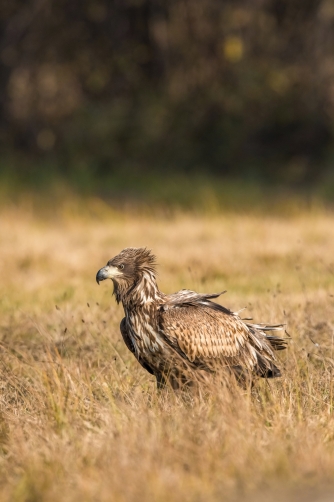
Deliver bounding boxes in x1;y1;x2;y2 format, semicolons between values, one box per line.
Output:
126;309;164;357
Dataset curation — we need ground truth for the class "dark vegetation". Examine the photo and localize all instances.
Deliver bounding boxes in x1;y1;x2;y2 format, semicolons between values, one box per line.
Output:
1;0;334;199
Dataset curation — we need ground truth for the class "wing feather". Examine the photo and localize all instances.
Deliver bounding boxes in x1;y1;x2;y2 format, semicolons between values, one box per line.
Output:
159;305;252;363
158;291;285;376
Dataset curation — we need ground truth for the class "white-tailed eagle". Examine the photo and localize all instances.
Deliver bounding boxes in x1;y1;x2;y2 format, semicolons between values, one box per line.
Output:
96;248;287;389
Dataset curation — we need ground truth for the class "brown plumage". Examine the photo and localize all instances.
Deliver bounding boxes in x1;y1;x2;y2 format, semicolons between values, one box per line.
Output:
96;247;287;389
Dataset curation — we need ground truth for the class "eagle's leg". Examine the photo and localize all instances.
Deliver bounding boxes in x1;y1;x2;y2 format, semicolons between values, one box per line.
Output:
231;365;254;389
155;370;185;390
156;372;168;390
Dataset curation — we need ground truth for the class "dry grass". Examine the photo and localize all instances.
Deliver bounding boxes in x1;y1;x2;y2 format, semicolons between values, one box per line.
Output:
1;200;334;501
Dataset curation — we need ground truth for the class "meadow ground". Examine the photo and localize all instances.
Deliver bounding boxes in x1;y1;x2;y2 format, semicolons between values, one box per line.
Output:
0;198;334;501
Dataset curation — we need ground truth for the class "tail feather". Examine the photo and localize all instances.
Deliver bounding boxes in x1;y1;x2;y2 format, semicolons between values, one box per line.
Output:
246;322;289;351
266;335;289;351
261;365;281;378
245;322;288;378
247;322;286;332
256;353;282;378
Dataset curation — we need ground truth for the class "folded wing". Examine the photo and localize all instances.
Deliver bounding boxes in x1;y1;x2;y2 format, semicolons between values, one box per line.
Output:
158;291;287;377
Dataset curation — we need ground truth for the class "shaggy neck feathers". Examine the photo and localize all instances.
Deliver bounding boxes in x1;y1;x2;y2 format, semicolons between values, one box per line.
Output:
114;268;164;311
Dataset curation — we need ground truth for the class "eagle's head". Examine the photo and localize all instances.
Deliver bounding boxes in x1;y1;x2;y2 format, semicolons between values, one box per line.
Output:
96;247;157;303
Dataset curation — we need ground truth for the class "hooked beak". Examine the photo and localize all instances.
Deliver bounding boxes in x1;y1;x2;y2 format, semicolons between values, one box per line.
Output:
96;265;123;285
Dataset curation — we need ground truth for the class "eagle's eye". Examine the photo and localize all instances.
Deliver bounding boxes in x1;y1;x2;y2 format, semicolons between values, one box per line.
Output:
119;264;124;270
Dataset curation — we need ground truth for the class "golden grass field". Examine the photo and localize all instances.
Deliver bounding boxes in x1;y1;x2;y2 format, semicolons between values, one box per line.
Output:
1;198;334;501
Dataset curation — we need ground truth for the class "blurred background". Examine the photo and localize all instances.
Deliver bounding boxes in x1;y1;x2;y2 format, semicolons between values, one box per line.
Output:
1;6;334;499
2;0;334;207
